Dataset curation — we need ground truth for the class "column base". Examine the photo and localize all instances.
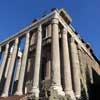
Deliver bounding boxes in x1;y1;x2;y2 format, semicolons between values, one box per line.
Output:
1;92;8;97
30;87;39;98
14;90;23;96
75;94;81;99
50;85;65;96
65;90;76;100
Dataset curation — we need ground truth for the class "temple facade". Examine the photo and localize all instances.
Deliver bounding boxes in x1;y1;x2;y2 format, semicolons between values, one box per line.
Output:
0;8;100;100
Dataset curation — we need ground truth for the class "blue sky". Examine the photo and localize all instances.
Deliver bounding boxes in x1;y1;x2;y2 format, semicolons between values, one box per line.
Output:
0;0;100;59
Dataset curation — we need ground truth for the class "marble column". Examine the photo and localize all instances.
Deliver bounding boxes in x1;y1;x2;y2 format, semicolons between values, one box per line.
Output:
78;46;89;99
51;15;64;96
47;24;51;37
31;25;42;97
0;44;9;81
15;33;29;95
88;64;93;84
61;28;75;99
45;53;51;80
2;38;19;97
4;50;12;78
14;52;22;81
0;47;1;65
70;38;81;98
0;46;1;53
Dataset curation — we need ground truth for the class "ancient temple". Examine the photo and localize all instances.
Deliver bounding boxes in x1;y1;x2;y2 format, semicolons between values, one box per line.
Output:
0;8;100;100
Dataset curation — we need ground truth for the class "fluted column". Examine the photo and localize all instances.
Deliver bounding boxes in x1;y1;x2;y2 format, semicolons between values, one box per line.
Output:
0;44;9;81
51;14;64;96
2;38;19;97
14;52;22;81
15;33;29;95
70;38;81;98
61;28;75;99
31;25;42;97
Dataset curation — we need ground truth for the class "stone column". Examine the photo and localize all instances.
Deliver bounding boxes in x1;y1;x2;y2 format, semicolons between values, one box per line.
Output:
45;53;51;80
70;38;81;98
31;25;42;97
0;44;9;81
0;46;1;53
47;24;51;37
14;52;22;81
4;50;12;78
15;33;29;95
50;14;64;96
88;64;93;84
2;38;19;97
0;47;1;66
61;28;75;99
78;46;89;99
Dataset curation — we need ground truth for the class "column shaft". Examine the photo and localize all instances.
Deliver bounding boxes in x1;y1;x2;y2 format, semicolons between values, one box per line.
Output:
88;64;93;84
61;29;75;99
78;47;89;98
2;38;19;97
45;54;51;80
0;46;1;53
0;44;9;81
31;25;42;97
14;56;22;81
47;24;51;37
15;33;29;95
70;38;81;98
51;16;64;95
4;52;12;78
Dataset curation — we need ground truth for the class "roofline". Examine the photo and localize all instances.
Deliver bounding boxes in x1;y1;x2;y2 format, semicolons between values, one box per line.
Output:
0;9;57;46
59;8;72;23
